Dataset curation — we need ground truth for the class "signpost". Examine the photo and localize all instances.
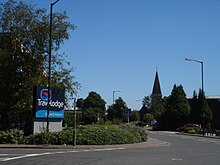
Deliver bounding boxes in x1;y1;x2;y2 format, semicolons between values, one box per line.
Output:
125;108;131;123
33;86;65;133
34;86;65;119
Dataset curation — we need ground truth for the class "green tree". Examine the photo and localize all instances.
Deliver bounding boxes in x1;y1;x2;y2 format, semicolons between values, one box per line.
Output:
130;110;140;122
198;89;212;129
0;0;79;133
107;97;127;123
139;95;164;123
63;111;82;127
79;92;106;124
139;96;151;122
151;95;165;121
143;113;154;124
162;84;191;130
189;91;201;124
139;105;149;122
142;96;152;110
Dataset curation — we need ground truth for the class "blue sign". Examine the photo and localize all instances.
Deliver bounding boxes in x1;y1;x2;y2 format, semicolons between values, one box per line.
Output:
34;86;65;119
125;108;131;115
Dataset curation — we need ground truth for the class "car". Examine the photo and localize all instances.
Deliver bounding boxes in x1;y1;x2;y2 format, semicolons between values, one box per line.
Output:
176;124;200;132
152;123;162;131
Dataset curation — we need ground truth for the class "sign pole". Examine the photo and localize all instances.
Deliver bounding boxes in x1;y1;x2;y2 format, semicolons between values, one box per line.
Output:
73;98;77;146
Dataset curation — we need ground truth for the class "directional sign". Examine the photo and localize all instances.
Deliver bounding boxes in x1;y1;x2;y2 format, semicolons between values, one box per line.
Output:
125;108;131;115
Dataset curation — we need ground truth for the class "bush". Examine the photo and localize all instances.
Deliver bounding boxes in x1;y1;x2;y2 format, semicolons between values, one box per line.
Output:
77;124;147;145
0;129;24;144
0;124;148;145
23;129;74;145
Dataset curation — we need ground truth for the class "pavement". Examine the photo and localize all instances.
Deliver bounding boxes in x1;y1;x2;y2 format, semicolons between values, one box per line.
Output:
177;132;220;139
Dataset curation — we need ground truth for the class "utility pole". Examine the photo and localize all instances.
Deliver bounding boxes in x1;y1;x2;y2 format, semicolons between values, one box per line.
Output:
47;0;60;132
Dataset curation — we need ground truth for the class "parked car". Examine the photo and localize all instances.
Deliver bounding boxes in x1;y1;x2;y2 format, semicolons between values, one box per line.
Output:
176;124;200;132
152;123;162;131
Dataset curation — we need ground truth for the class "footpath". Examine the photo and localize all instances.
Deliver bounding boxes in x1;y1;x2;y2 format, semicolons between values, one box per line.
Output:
178;132;220;139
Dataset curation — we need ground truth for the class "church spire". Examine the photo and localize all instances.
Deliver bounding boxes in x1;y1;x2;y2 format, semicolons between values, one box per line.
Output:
152;69;162;97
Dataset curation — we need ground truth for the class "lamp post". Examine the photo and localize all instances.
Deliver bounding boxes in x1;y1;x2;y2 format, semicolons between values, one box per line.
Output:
73;98;77;146
47;0;60;132
185;58;205;136
113;90;122;104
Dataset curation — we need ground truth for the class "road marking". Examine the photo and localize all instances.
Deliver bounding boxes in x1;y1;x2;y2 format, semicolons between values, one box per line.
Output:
172;158;182;161
0;154;22;156
0;148;125;162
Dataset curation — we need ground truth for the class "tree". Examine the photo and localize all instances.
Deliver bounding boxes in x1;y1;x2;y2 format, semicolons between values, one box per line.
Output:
130;111;140;122
139;95;164;123
198;89;212;129
107;97;127;123
162;84;191;130
0;0;80;133
79;92;106;124
151;95;165;121
139;96;151;122
142;96;152;110
190;89;213;129
143;113;154;124
189;91;201;124
139;105;149;122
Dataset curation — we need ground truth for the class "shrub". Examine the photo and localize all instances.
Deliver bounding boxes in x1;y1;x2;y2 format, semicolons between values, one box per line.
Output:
119;124;148;142
0;129;24;144
0;124;148;145
77;124;147;145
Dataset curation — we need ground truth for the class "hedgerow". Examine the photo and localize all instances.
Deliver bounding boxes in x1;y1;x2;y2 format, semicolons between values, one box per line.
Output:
0;124;148;145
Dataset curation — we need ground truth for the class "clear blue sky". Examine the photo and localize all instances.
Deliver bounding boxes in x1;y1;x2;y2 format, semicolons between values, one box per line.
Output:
16;0;220;109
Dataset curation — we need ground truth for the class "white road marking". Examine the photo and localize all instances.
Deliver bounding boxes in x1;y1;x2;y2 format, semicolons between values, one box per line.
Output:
172;158;182;161
0;148;125;162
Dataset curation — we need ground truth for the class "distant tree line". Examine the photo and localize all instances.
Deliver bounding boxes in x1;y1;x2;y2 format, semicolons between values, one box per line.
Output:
139;85;212;130
69;84;212;131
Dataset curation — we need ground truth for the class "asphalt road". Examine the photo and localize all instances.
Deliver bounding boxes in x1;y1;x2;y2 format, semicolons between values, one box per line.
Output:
0;131;220;165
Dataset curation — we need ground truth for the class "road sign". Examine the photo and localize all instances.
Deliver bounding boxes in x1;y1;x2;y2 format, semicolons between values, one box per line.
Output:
125;108;131;115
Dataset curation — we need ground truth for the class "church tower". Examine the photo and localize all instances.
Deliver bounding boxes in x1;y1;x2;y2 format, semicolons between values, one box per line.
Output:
152;69;162;97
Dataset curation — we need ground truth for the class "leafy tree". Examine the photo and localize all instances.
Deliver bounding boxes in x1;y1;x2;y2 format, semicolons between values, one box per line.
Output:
79;92;106;124
198;89;212;129
63;111;82;127
143;113;154;124
162;84;191;130
130;111;140;122
139;105;149;122
139;95;164;123
151;95;165;121
139;96;151;122
107;97;127;122
190;89;213;129
189;91;201;124
0;0;79;133
142;96;151;109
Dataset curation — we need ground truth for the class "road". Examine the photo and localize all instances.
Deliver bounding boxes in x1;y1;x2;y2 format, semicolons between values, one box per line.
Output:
0;131;220;165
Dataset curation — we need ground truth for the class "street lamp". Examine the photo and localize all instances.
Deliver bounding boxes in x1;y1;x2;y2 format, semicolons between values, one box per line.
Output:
185;58;205;136
47;0;60;132
113;90;122;104
73;98;77;146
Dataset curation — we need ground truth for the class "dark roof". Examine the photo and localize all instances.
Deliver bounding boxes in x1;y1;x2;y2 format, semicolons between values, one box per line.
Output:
152;70;162;96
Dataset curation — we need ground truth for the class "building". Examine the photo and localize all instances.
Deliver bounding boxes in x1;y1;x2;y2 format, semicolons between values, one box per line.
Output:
152;70;162;97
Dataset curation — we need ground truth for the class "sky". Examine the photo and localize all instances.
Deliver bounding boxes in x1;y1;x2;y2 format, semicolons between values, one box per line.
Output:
7;0;220;109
